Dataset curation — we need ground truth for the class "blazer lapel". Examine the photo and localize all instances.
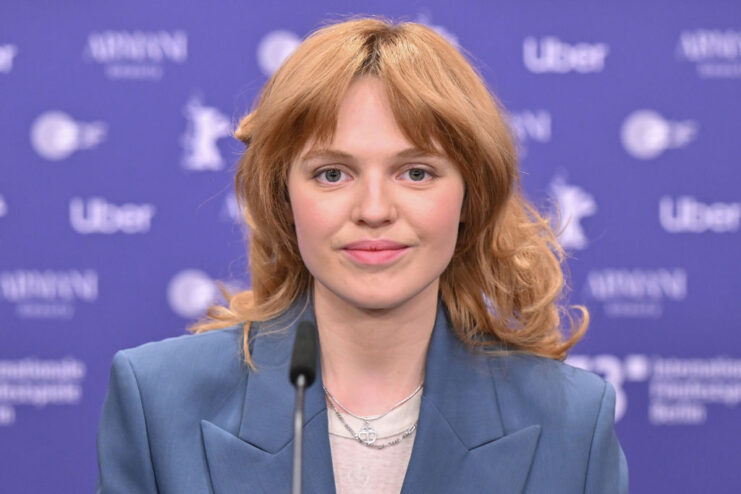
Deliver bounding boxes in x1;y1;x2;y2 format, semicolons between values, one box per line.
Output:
400;304;542;494
201;296;336;494
201;296;541;494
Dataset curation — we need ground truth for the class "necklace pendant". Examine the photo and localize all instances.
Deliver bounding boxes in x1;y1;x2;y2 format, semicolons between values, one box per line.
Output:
357;421;377;445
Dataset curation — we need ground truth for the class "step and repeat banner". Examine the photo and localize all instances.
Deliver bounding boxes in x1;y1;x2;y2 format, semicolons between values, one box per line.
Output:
2;1;740;492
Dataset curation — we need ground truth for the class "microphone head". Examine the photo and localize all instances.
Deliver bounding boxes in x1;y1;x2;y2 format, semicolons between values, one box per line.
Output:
289;320;318;388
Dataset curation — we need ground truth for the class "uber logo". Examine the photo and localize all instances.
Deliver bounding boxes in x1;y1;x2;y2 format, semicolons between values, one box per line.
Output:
523;36;609;74
660;196;740;233
69;197;155;234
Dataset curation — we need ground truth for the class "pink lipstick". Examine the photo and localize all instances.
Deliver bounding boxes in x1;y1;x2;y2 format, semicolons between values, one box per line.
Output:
341;239;410;266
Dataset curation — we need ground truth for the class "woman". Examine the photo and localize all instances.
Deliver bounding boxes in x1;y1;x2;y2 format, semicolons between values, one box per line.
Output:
97;17;628;493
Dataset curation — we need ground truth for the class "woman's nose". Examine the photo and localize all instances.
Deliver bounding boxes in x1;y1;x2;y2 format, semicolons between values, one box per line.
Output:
351;173;397;227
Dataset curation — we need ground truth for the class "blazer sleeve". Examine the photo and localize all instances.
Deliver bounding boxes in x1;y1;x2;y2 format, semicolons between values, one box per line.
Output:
96;350;159;494
584;380;629;494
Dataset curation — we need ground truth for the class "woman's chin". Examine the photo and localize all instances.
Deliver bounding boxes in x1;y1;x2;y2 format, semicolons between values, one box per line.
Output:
338;293;406;311
323;284;432;313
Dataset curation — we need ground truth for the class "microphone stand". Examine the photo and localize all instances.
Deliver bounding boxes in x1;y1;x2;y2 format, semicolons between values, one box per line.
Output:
292;373;307;494
289;320;318;494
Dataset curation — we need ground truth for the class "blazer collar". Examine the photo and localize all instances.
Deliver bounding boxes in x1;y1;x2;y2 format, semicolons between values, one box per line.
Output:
201;295;541;494
400;301;542;493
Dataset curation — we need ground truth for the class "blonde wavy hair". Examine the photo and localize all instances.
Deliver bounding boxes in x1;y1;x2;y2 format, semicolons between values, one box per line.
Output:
190;16;588;366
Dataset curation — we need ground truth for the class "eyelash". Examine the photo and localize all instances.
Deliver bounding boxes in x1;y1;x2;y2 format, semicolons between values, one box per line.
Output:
313;167;435;184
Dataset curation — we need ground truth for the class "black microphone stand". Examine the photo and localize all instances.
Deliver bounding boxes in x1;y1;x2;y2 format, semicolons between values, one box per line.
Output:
292;373;308;494
289;321;318;494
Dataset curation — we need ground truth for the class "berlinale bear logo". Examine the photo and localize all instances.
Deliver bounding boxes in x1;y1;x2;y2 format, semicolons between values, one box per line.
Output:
549;175;597;250
180;96;231;171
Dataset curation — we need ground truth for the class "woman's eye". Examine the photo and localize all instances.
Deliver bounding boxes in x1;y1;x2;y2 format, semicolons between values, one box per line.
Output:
314;167;432;184
402;168;431;182
316;168;346;183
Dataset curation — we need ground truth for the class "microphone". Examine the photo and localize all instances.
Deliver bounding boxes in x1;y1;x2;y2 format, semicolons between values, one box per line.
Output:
290;321;318;388
289;320;318;494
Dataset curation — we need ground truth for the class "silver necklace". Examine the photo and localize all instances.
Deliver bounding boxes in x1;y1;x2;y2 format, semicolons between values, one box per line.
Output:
326;394;418;450
323;383;423;422
322;383;422;448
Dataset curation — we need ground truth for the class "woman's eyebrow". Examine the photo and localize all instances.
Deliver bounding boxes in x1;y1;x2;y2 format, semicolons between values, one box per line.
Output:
300;147;442;162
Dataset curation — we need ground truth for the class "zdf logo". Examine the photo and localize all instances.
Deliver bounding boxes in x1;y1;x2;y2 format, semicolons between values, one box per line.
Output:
167;270;243;319
621;110;697;160
167;270;219;319
30;111;106;161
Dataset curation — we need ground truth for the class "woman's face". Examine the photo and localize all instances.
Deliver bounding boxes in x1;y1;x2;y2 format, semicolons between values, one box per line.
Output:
286;76;466;311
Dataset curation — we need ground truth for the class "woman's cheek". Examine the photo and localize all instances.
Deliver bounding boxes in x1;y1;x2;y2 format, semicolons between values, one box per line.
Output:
421;191;464;226
293;197;338;255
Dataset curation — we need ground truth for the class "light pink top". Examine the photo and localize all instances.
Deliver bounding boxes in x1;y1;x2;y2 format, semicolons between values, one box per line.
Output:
327;389;422;494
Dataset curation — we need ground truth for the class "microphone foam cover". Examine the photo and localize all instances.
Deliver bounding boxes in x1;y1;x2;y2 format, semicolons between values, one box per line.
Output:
289;320;318;387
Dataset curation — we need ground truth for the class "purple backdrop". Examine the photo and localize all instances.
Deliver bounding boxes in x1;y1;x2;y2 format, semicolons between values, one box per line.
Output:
2;1;740;492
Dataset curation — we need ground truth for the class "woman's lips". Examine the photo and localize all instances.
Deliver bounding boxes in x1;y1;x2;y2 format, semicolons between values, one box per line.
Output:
342;246;410;265
341;240;410;265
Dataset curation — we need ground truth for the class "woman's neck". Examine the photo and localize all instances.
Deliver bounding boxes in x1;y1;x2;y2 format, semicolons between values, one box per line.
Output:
313;279;438;417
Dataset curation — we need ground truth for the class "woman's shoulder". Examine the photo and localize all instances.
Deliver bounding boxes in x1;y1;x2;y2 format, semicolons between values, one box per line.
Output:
491;352;605;391
488;351;613;430
118;324;244;359
98;324;252;474
110;325;248;392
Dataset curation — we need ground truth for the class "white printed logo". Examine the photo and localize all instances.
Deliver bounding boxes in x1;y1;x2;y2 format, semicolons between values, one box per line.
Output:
569;354;741;426
0;269;98;319
84;30;188;80
549;176;596;250
167;270;218;319
30;111;106;161
69;197;155;234
257;30;301;77
660;196;740;233
167;270;244;319
621;110;697;160
584;268;687;319
676;29;741;79
181;96;231;171
509;110;552;157
0;44;18;73
523;36;609;73
0;357;86;427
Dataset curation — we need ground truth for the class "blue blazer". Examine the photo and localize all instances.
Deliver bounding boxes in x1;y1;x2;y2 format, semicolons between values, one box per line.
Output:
96;298;628;493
